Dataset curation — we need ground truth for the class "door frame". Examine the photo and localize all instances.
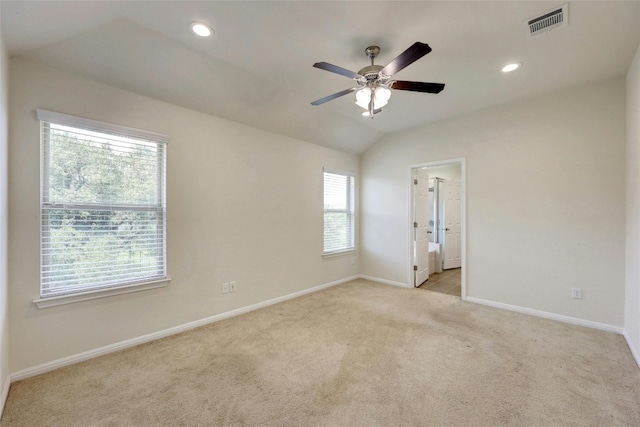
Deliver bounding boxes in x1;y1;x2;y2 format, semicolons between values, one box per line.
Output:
408;158;467;300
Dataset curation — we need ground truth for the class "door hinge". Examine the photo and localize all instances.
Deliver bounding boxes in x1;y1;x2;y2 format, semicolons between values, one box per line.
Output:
414;178;418;185
413;265;418;271
413;222;418;228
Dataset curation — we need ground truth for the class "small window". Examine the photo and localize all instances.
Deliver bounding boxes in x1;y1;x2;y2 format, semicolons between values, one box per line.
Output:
323;169;355;255
38;109;167;298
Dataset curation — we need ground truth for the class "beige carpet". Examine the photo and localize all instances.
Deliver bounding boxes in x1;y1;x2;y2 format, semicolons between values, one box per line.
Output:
2;279;639;426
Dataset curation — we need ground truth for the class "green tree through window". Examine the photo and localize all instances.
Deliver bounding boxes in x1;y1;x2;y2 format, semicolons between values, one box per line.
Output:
39;110;167;297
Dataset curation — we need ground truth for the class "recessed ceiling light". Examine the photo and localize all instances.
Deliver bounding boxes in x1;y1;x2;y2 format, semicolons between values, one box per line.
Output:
501;62;521;73
190;22;213;37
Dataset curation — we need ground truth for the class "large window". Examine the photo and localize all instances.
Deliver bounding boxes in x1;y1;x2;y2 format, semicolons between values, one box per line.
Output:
323;169;355;255
38;109;167;299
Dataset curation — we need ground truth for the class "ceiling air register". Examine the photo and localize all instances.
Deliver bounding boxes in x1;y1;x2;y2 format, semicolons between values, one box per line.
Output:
526;4;569;38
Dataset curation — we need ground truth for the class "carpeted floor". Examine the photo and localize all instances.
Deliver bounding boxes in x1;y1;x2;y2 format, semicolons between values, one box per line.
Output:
2;279;639;426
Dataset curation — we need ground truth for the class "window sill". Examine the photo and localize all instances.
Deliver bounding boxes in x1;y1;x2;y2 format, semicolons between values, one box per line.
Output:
323;249;357;259
33;278;171;309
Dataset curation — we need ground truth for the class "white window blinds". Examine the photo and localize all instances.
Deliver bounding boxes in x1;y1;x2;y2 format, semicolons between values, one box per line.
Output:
323;169;355;255
38;109;167;298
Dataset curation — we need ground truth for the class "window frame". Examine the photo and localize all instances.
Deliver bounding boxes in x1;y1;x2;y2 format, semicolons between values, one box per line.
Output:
323;168;356;256
35;109;169;307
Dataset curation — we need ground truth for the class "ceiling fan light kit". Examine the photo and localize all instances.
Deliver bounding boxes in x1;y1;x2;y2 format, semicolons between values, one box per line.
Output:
355;86;391;110
311;42;445;118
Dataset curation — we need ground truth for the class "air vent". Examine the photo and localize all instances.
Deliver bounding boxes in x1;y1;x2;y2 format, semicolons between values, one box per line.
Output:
526;3;568;38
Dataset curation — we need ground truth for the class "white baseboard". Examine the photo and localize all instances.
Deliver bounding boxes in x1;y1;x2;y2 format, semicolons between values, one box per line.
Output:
0;374;10;420
12;276;635;384
10;275;358;382
623;329;640;369
358;275;410;289
466;297;624;334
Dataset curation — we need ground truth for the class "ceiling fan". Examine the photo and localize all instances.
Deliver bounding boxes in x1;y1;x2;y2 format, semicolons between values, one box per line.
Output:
311;42;445;117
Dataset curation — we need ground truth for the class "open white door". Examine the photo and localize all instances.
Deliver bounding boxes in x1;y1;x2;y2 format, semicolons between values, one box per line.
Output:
443;180;462;270
413;169;430;286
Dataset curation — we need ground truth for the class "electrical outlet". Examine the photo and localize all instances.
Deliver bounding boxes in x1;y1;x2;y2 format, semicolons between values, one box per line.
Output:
229;281;237;292
222;283;229;294
571;287;582;299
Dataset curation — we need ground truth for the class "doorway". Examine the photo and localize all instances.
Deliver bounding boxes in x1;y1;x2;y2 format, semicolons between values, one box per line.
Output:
410;159;465;299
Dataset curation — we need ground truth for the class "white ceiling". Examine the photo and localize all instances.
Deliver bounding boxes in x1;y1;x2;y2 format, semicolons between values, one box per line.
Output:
2;1;640;154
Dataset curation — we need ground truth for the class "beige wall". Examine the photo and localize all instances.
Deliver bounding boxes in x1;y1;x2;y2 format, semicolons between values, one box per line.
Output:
360;78;626;327
626;42;640;364
8;58;359;373
5;53;636;376
0;7;11;406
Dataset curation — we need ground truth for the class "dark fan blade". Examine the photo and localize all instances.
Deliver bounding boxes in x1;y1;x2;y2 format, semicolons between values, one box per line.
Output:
380;42;432;76
392;81;445;94
313;62;363;80
311;87;356;106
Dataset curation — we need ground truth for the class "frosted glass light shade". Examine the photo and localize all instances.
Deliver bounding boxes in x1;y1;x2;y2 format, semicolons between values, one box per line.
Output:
355;88;371;109
355;86;391;110
374;87;391;108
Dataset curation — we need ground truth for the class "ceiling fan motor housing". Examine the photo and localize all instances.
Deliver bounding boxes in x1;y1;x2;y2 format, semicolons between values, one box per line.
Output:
357;65;385;81
360;46;388;83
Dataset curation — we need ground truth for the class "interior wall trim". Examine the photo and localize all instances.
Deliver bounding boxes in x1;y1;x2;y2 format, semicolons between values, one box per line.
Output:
9;276;636;386
407;158;466;297
0;375;10;419
357;274;410;289
9;275;359;382
623;329;640;369
466;296;624;334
